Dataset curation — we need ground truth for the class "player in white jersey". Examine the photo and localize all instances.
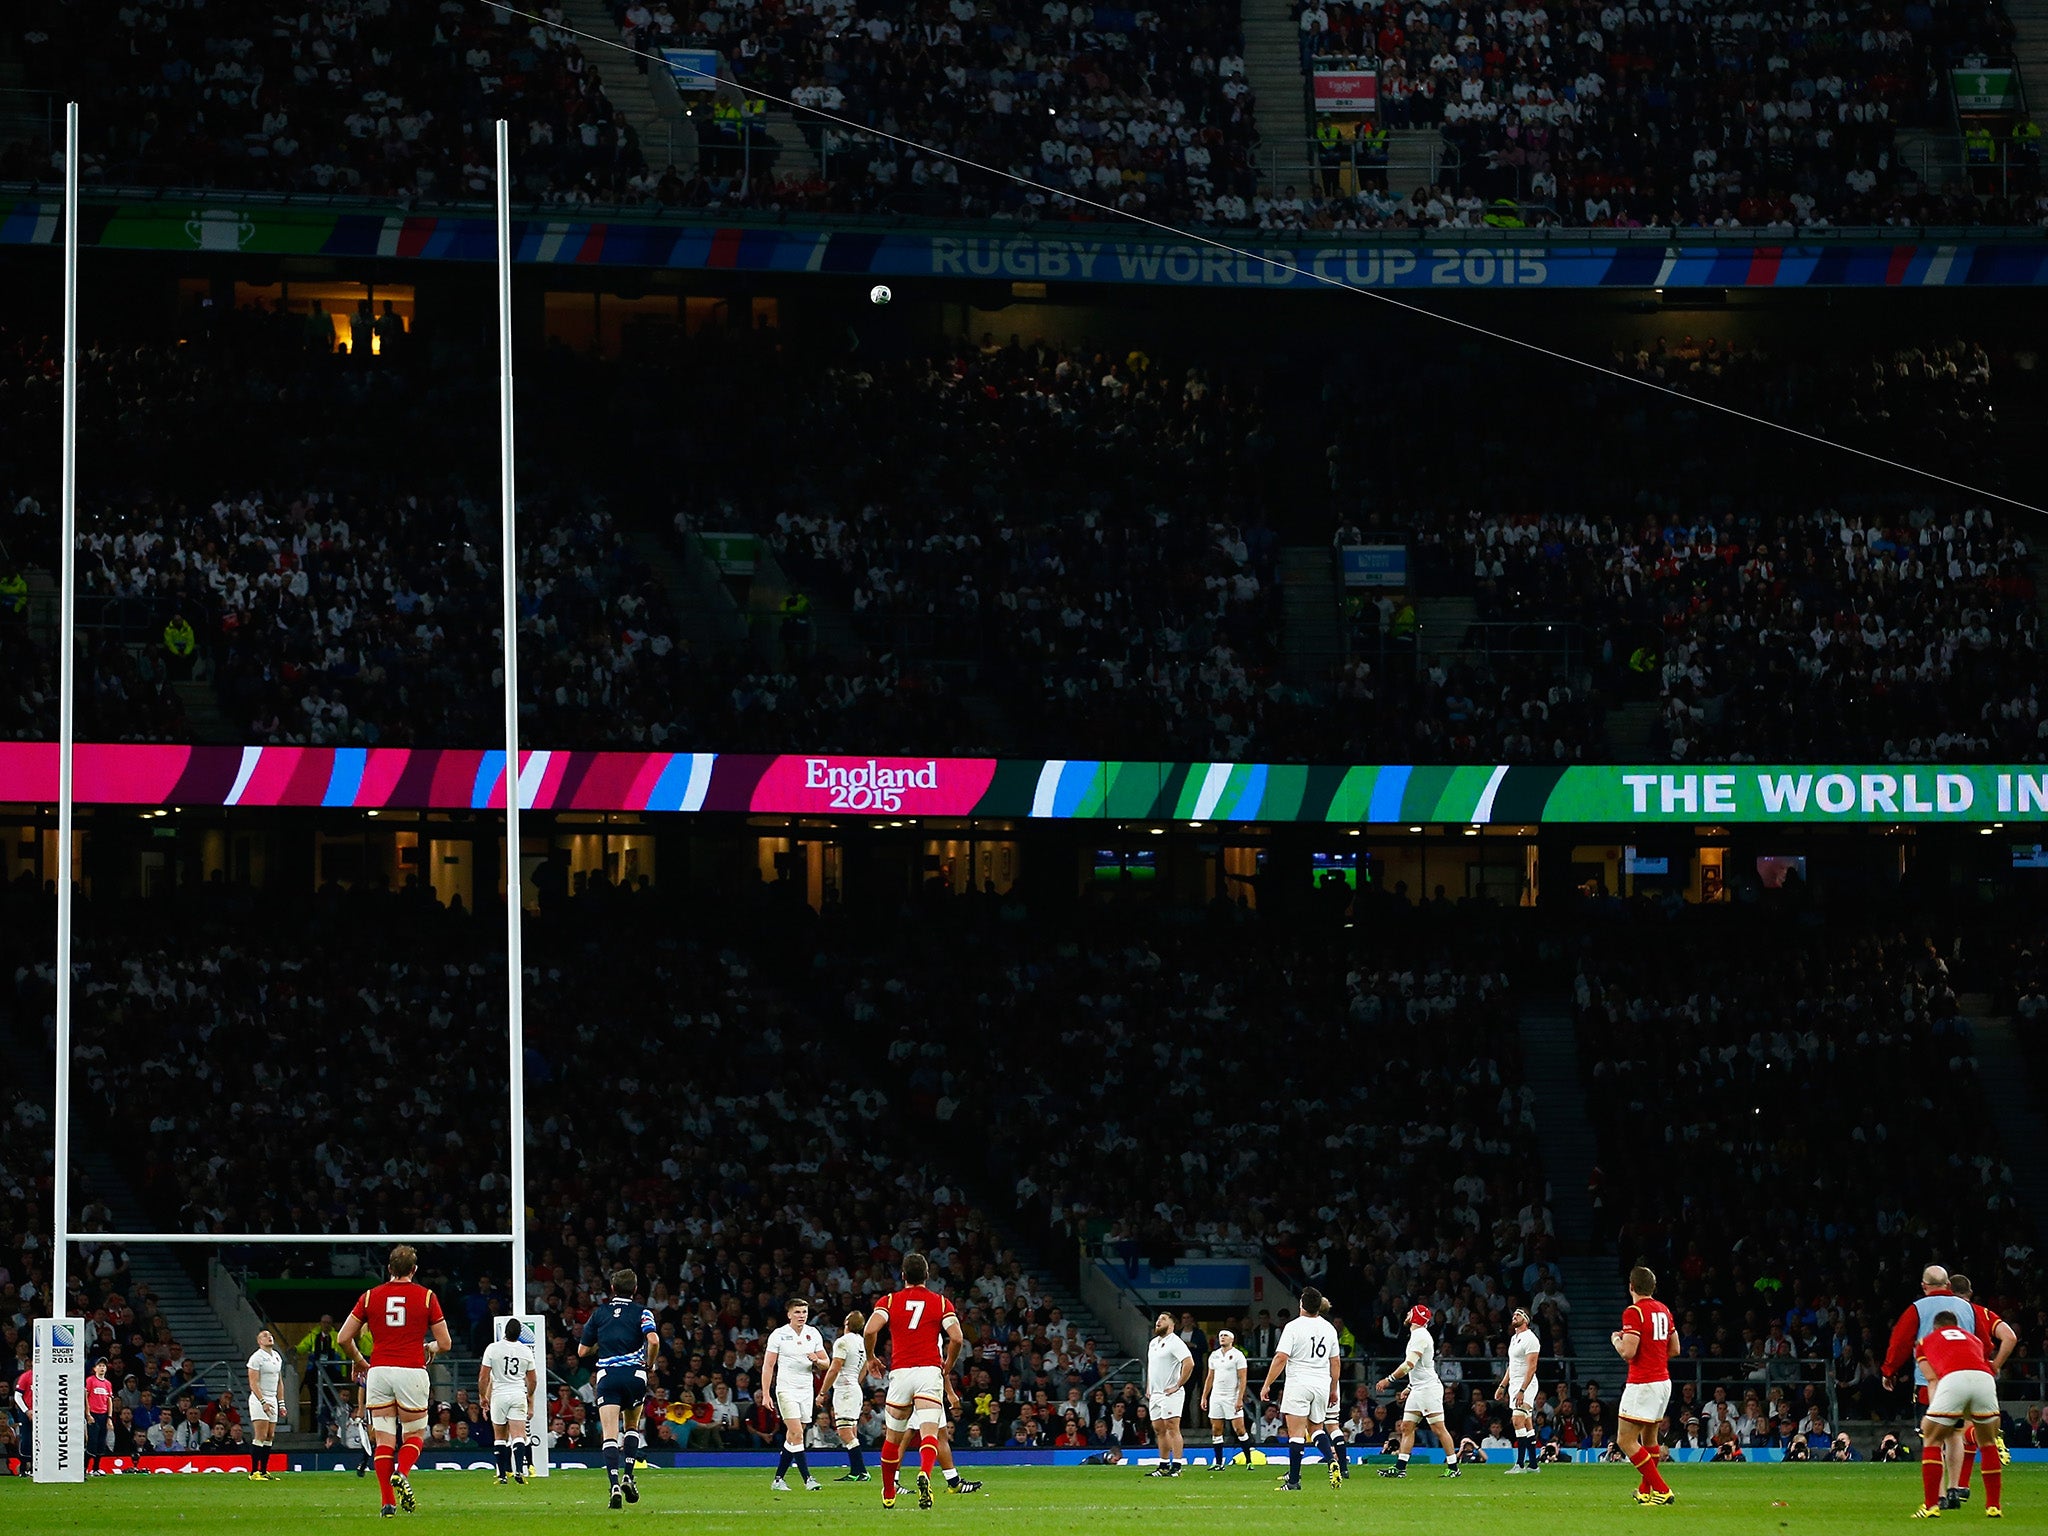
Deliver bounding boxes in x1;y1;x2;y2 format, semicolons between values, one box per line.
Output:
1258;1288;1342;1493
1202;1329;1250;1468
479;1317;539;1485
1377;1305;1461;1478
245;1329;285;1481
1495;1309;1541;1474
1145;1312;1196;1477
818;1310;872;1483
763;1298;830;1491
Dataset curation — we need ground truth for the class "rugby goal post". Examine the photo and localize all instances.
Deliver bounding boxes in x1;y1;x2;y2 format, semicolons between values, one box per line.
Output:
34;116;534;1481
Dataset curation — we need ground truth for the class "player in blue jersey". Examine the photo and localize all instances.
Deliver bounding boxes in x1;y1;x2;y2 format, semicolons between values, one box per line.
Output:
578;1267;659;1510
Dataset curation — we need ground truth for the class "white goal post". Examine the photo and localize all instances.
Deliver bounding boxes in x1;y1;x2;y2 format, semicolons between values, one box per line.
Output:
33;114;533;1481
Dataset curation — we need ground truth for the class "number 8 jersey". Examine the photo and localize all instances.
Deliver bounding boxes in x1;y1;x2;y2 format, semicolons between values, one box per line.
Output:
872;1285;954;1369
1621;1298;1674;1384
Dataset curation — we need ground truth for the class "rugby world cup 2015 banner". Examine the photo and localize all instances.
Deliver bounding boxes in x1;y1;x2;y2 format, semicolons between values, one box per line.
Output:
2;746;2047;823
5;201;2048;290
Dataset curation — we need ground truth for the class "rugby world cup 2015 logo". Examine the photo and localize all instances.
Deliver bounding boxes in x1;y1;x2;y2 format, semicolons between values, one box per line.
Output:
751;755;999;816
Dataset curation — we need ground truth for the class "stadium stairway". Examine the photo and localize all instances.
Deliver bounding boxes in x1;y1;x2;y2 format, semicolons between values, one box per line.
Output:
1516;1001;1628;1359
171;677;232;740
1241;0;1312;191
72;1147;252;1383
1603;700;1659;758
1411;594;1476;660
1959;994;2048;1252
557;0;690;169
1279;545;1344;686
2008;0;2048;118
1385;130;1450;199
976;1222;1132;1378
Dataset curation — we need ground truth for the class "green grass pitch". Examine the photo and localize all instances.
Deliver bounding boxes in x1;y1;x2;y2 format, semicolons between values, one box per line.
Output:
0;1464;2037;1532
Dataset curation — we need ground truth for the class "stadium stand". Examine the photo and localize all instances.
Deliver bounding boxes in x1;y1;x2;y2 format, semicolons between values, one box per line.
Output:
1570;904;2044;1435
1295;0;2036;229
10;0;646;204
801;894;1565;1383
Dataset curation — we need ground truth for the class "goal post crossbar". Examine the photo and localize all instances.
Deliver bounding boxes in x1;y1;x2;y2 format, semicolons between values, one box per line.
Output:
73;1233;517;1246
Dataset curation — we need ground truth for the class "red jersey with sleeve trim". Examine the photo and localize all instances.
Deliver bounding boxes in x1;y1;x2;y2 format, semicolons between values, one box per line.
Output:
350;1281;445;1369
1918;1324;1991;1381
1620;1299;1675;1385
1968;1302;2004;1360
14;1369;30;1411
872;1286;955;1370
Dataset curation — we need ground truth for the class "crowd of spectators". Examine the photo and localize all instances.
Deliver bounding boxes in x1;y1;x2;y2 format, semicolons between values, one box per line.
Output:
799;887;1569;1386
596;328;1306;761
11;0;644;205
600;0;1260;223
1294;0;2025;229
1571;905;2044;1425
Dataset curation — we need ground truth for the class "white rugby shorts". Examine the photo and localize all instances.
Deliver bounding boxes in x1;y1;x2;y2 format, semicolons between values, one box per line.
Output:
832;1382;865;1424
884;1366;946;1433
247;1392;279;1426
364;1366;430;1415
1206;1392;1244;1422
1618;1380;1672;1425
1149;1389;1185;1424
489;1385;531;1427
775;1386;815;1431
1280;1380;1331;1423
1402;1381;1446;1422
1926;1370;1998;1424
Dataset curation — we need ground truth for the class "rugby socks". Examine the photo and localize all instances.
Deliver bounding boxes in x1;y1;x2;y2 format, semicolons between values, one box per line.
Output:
776;1449;793;1481
1288;1438;1305;1484
793;1451;812;1484
515;1439;530;1477
1922;1446;1944;1509
1331;1430;1348;1473
1312;1430;1333;1463
604;1437;623;1490
846;1443;867;1476
1981;1439;2003;1509
495;1441;512;1478
1516;1430;1534;1467
373;1446;396;1505
395;1437;421;1479
879;1441;900;1500
1628;1446;1669;1495
252;1445;269;1475
943;1467;961;1487
918;1433;938;1478
1395;1451;1410;1473
623;1429;644;1468
1958;1428;1975;1490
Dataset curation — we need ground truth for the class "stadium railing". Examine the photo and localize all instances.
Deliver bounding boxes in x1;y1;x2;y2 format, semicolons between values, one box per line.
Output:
3;179;2041;242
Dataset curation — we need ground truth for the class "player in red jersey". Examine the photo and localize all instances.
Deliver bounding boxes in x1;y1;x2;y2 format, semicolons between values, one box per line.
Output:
863;1253;964;1511
1914;1311;2004;1519
1946;1274;2018;1509
1612;1264;1679;1507
336;1244;453;1519
1883;1264;1978;1508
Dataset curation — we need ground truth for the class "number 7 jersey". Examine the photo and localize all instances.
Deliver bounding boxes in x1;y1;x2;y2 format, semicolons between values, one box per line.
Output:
1620;1298;1674;1384
872;1285;955;1370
